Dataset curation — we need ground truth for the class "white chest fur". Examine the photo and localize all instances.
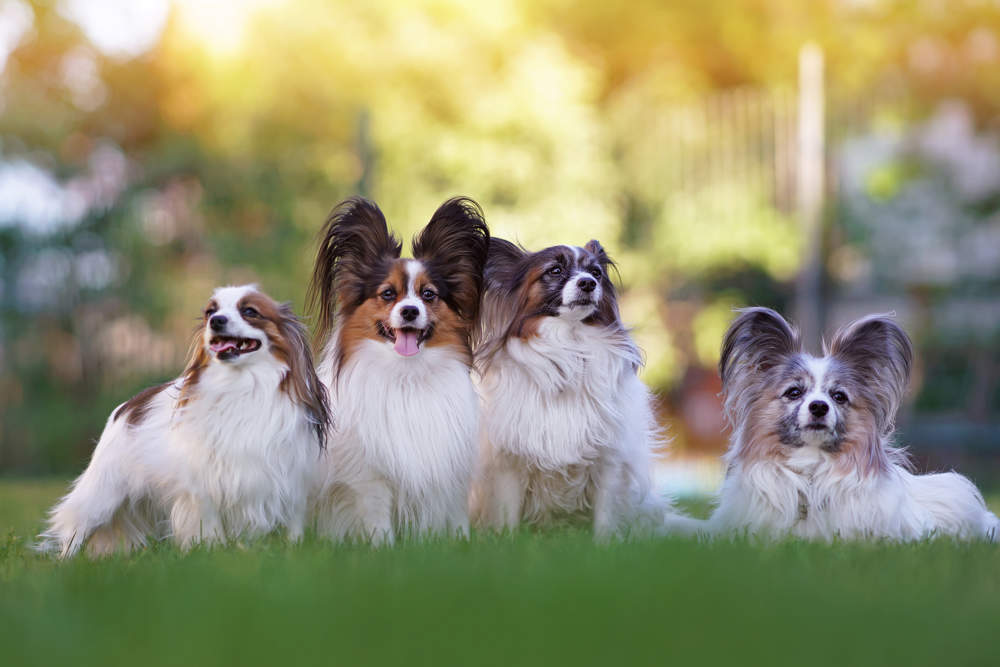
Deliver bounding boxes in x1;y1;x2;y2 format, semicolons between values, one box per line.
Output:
328;341;479;492
473;317;665;534
480;317;641;468
168;361;316;532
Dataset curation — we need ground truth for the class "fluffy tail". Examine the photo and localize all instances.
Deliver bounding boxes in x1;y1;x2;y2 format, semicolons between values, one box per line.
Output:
36;415;135;557
662;510;713;538
625;487;710;539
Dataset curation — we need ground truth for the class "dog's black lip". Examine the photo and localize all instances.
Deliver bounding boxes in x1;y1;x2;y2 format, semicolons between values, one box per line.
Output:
375;321;396;342
375;321;434;345
208;335;261;356
805;423;829;431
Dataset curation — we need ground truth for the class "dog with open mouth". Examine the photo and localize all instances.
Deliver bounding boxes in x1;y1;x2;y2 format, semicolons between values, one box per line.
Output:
38;285;331;557
308;196;489;545
706;307;1000;541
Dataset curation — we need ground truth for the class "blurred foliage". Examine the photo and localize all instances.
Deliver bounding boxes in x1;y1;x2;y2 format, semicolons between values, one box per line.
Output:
1;0;1000;471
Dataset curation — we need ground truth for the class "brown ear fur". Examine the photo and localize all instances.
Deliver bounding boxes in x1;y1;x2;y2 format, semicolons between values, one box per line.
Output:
272;301;332;447
178;326;211;408
829;314;912;437
719;307;800;389
308;197;402;345
412;196;490;323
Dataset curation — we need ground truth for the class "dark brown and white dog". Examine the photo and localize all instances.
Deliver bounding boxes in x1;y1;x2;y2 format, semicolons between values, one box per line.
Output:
308;196;489;545
470;238;676;539
39;285;330;557
708;307;999;541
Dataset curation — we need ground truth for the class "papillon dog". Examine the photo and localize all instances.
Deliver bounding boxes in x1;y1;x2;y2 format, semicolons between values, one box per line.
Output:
709;307;999;541
38;285;330;557
470;238;673;539
308;196;489;545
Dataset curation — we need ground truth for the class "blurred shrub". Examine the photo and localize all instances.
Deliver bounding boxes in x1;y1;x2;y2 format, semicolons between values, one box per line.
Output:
2;0;1000;470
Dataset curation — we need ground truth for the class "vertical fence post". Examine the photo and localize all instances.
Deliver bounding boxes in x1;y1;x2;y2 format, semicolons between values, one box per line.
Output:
796;43;825;351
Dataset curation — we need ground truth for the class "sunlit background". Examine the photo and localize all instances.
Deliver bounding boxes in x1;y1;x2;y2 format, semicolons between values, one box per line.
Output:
1;0;998;495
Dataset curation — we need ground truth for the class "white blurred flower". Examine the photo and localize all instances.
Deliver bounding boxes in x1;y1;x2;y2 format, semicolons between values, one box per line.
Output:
0;0;32;73
57;0;167;61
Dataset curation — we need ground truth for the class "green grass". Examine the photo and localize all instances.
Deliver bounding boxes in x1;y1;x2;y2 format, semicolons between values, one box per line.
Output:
2;481;999;667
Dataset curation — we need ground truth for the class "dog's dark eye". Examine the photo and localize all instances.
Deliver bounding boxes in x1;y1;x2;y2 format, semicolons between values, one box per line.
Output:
831;390;848;404
205;307;217;318
241;307;259;319
421;289;437;302
783;387;803;400
380;288;396;301
547;266;562;276
589;267;602;279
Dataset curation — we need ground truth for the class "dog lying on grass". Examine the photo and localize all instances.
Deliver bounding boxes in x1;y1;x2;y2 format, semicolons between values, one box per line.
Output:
704;307;999;542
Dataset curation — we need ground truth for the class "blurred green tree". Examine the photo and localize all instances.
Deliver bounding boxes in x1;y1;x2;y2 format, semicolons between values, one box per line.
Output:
2;0;999;471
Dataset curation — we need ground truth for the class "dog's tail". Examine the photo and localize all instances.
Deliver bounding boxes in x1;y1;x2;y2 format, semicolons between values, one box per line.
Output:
661;509;713;538
35;411;136;558
623;488;711;539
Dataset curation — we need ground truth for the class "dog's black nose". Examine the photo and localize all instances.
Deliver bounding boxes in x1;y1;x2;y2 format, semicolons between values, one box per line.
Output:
809;400;829;417
400;305;419;322
578;277;597;293
209;315;228;331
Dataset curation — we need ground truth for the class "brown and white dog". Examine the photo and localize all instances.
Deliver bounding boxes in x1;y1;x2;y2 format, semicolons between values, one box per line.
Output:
470;238;677;539
39;285;330;557
309;196;489;545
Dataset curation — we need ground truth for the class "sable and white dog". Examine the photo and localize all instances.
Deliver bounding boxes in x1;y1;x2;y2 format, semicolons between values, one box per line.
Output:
38;285;330;557
470;238;673;539
709;307;999;541
309;196;489;545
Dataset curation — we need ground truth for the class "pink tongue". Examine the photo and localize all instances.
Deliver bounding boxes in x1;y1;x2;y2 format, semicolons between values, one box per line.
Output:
393;330;420;357
211;341;237;353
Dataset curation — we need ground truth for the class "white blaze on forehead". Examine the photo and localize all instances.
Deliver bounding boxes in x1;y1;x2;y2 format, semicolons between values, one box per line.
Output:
798;355;834;431
389;260;428;331
802;356;832;392
568;245;581;263
211;284;258;310
404;260;423;298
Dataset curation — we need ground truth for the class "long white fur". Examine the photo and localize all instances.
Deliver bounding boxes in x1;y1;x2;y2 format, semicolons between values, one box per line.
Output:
707;315;1000;542
711;447;999;541
312;298;478;544
38;285;321;557
472;314;671;540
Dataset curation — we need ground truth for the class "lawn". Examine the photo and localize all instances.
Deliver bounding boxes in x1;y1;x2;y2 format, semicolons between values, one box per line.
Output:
2;479;999;667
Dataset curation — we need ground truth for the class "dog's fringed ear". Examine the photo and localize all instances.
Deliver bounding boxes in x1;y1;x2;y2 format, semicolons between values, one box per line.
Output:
483;237;528;291
584;239;610;266
275;302;333;448
177;323;212;407
308;197;402;341
829;314;913;435
472;236;529;361
412;196;490;322
719;307;799;389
